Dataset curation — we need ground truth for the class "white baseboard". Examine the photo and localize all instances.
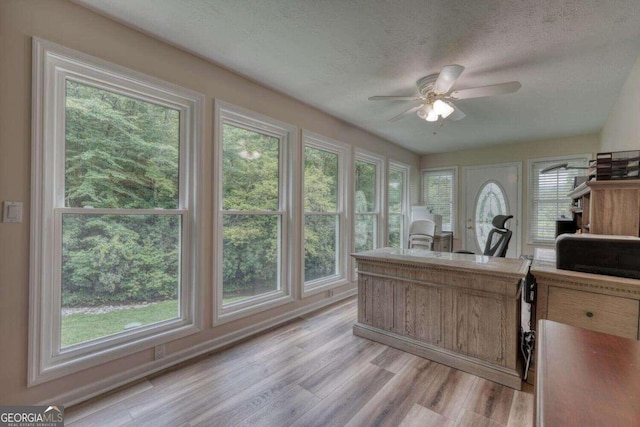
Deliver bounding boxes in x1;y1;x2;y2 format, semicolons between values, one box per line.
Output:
40;288;357;407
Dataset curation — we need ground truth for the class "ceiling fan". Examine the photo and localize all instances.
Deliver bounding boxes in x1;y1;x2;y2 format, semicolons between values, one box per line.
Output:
369;65;521;123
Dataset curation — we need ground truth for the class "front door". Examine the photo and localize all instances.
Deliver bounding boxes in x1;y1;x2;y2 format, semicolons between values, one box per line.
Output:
463;163;521;258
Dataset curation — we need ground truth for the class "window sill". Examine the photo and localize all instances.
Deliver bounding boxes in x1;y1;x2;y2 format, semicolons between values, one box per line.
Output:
30;320;200;386
214;293;295;326
302;276;350;298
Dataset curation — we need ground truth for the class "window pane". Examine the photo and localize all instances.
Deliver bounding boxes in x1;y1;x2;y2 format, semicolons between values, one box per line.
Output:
533;200;572;240
388;214;403;248
422;170;455;233
304;147;338;212
304;214;339;282
222;214;280;305
389;167;405;248
65;80;180;209
222;124;280;211
388;169;403;214
530;158;588;241
355;214;376;252
61;214;180;347
355;160;376;213
474;181;508;249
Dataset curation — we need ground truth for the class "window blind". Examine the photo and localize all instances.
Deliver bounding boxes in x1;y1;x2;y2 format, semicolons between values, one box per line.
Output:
421;168;457;234
530;157;589;242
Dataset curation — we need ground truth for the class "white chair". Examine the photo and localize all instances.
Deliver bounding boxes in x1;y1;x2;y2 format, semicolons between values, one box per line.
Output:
408;219;436;250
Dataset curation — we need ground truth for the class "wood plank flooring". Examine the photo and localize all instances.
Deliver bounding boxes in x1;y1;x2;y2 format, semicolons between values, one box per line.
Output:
65;297;533;427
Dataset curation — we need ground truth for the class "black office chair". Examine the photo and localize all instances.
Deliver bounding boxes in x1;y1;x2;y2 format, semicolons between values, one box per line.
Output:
457;214;514;257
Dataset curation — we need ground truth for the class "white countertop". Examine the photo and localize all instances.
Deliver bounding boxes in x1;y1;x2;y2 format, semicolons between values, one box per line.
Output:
352;247;529;278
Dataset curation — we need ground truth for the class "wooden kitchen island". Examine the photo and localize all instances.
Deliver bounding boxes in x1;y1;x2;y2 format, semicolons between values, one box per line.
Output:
352;248;528;389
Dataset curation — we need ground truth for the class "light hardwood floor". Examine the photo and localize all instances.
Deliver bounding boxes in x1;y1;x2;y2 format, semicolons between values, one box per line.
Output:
65;297;533;427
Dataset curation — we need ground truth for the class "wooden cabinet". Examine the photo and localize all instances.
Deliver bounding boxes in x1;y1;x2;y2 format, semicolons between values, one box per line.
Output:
588;180;640;236
433;232;452;252
569;179;640;236
532;262;640;340
550;180;640;340
353;248;527;389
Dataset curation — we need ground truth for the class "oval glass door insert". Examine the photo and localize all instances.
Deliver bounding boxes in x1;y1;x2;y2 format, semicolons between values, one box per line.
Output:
475;181;508;250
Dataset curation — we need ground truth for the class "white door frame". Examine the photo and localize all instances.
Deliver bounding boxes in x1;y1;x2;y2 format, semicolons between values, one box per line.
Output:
462;162;522;258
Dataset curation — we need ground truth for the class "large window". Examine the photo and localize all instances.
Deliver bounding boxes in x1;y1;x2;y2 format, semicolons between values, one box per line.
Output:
30;39;203;384
388;162;409;248
421;167;457;234
354;151;385;258
303;132;349;293
215;102;296;322
529;155;591;243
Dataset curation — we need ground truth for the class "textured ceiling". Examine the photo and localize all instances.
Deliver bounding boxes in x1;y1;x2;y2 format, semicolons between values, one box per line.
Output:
73;0;640;154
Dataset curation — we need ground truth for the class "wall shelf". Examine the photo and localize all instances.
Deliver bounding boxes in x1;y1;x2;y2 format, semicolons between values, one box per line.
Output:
567;182;590;199
568;182;591;234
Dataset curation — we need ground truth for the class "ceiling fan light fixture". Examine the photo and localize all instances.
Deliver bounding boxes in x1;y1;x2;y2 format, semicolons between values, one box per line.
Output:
370;64;521;124
425;109;439;122
419;100;452;121
416;104;432;120
433;100;454;119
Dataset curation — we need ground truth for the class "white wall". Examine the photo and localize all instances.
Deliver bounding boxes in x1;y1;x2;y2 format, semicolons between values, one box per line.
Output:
601;54;640;151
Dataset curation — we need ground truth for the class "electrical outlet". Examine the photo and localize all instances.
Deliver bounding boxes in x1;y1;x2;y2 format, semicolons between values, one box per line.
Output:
154;344;166;360
328;289;335;297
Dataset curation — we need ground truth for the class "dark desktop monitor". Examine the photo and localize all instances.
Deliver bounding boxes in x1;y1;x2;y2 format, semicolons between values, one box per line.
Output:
556;218;577;237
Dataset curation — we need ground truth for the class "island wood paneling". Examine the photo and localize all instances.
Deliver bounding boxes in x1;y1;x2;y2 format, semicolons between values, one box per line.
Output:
455;291;507;365
392;282;447;346
352;248;528;390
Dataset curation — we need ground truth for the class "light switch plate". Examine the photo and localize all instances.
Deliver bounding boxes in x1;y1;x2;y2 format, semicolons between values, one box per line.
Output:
2;201;23;223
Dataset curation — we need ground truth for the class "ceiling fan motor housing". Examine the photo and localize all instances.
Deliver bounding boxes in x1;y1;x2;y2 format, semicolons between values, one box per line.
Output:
417;73;440;95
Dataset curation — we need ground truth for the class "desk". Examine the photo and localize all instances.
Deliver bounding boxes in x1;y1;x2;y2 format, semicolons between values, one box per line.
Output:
532;262;640;339
352;248;528;389
536;320;640;426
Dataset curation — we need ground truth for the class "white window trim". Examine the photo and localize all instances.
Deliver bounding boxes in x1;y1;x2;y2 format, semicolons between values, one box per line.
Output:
352;149;386;281
301;131;351;297
527;153;592;245
388;160;410;248
29;38;204;386
213;101;298;324
421;166;458;235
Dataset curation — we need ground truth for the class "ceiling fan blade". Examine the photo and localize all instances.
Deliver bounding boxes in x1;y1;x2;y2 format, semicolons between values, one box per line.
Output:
389;104;422;122
450;81;521;100
369;95;422;101
445;101;465;121
433;64;465;94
